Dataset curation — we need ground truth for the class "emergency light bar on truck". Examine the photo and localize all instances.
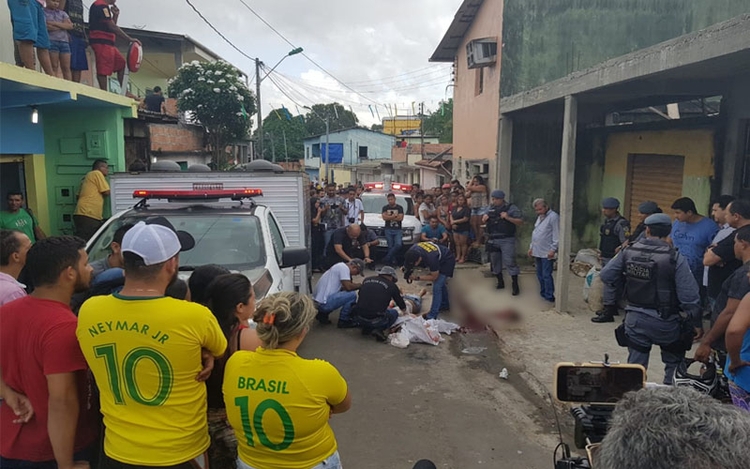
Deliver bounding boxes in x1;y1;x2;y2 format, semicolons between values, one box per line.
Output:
132;189;264;200
363;182;412;193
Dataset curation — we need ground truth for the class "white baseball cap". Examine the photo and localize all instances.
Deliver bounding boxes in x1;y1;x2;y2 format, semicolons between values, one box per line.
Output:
122;220;192;266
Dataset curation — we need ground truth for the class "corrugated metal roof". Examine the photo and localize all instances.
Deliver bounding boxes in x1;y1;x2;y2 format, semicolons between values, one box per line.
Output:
429;0;485;62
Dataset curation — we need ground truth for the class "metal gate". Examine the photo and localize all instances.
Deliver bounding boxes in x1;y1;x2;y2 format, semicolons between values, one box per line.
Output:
625;154;685;227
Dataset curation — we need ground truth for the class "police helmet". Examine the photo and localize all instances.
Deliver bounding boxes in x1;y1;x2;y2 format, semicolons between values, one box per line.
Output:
673;358;718;396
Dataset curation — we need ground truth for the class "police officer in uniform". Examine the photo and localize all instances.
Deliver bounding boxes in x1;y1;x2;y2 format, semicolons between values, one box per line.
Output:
625;201;661;247
600;213;701;385
592;197;631;322
599;197;630;266
483;190;523;295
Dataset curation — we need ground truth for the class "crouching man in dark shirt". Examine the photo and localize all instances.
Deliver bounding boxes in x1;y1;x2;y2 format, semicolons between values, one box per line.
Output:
354;266;406;342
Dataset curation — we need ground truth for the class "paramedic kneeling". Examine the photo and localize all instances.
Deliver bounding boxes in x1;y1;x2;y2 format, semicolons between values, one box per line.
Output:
600;213;702;384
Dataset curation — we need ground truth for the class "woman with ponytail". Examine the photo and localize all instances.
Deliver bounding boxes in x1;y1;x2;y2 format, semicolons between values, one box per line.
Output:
204;273;262;469
223;292;352;469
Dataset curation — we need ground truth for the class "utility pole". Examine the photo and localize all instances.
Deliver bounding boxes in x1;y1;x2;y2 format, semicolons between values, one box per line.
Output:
419;102;425;161
255;58;263;160
282;129;289;162
268;134;276;162
324;116;330;184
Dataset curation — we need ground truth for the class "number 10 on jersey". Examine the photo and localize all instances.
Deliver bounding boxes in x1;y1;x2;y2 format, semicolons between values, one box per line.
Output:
235;396;295;451
94;344;174;406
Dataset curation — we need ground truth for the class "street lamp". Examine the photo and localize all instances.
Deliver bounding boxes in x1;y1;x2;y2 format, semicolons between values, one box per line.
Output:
304;105;330;184
255;47;304;160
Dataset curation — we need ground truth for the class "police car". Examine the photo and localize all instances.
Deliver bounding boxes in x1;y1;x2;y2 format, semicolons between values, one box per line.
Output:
86;188;309;299
360;182;421;249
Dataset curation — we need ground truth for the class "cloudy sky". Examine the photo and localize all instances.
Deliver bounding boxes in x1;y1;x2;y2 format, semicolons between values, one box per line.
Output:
113;0;462;126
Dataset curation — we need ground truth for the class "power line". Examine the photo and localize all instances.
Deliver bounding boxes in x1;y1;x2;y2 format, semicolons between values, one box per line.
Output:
184;0;257;62
274;70;451;95
264;72;310;111
342;65;451;85
235;0;383;108
328;68;453;89
269;70;377;108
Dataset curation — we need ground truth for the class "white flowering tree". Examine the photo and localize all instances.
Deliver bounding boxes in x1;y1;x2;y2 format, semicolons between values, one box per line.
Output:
168;60;256;168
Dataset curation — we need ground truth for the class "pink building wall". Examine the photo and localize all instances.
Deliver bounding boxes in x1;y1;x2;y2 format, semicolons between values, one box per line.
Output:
451;0;503;182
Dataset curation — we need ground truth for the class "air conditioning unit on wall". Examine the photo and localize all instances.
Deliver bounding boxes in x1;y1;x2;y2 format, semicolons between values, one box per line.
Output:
466;38;497;69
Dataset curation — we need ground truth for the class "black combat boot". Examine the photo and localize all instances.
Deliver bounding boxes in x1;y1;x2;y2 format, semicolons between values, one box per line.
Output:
496;274;505;290
591;305;617;323
511;276;520;296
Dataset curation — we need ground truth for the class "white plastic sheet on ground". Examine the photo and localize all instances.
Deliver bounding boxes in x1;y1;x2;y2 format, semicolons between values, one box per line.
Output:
388;316;460;348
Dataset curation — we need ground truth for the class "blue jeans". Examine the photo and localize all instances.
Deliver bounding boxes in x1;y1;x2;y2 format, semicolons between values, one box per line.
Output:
426;274;450;319
318;291;357;321
323;229;337;259
535;257;555;301
382;228;403;265
403;294;423;314
360;309;399;332
238;451;341;469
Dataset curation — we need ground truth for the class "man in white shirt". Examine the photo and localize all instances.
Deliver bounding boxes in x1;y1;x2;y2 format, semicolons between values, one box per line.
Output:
528;199;559;303
419;194;437;226
313;259;364;328
0;230;31;305
343;187;364;226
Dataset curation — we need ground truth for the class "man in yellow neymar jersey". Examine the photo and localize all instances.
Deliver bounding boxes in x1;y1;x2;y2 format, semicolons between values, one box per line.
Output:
77;217;227;468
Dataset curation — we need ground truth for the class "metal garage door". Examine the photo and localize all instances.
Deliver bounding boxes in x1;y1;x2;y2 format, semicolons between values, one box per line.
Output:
626;154;685;227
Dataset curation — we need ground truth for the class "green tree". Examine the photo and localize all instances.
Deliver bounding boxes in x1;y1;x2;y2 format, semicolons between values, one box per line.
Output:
370;123;384;132
423;99;453;143
304;103;358;136
168;60;255;168
258;108;307;162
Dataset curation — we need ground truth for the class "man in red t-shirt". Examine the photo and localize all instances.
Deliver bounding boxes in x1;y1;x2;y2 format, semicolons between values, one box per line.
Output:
88;0;140;90
0;236;96;469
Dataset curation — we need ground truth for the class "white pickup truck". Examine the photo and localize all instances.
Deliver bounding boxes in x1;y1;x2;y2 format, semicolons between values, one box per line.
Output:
87;187;309;300
359;183;421;250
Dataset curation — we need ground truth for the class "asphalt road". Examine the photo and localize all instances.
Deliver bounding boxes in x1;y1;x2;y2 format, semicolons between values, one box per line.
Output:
297;314;558;469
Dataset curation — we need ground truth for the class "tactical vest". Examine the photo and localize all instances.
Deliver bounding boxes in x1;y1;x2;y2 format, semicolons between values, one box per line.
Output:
486;204;516;238
600;215;626;259
622;242;679;316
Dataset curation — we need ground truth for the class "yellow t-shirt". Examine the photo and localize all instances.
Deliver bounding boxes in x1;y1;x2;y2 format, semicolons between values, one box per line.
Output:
223;348;348;469
74;170;110;220
76;294;227;466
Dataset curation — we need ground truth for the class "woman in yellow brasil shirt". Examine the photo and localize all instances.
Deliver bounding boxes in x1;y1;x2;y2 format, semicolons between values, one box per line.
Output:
223;292;352;469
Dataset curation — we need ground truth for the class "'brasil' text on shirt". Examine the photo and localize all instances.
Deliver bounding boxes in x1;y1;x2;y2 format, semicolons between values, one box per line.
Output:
237;377;290;394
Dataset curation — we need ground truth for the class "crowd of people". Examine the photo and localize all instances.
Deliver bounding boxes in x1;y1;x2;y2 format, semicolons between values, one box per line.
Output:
590;194;750;412
8;0;142;91
308;177;538;328
5;168;750;466
0;216;360;469
308;176;562;303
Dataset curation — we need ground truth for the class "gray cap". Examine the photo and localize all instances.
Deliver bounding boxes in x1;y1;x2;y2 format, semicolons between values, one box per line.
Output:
378;266;398;280
638;201;660;215
638;200;661;215
349;258;366;274
491;190;506;199
644;213;672;226
602;197;620;209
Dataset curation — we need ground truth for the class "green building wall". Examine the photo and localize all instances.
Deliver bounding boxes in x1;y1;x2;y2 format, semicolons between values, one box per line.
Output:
43;107;129;235
501;0;750;97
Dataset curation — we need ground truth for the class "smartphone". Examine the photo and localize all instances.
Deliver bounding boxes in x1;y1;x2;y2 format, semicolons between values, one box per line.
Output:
554;363;645;405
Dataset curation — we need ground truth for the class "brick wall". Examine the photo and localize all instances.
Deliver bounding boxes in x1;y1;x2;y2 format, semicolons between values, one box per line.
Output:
392;147;408;162
149;123;205;153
